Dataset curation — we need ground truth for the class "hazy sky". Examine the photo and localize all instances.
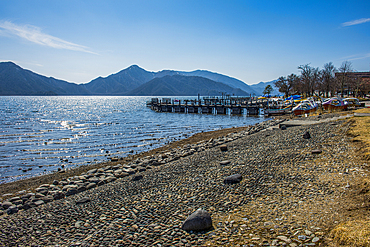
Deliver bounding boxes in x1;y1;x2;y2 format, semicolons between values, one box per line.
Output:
0;0;369;85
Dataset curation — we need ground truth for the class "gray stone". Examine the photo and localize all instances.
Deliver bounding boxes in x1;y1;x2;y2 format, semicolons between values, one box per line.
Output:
277;235;291;243
224;174;243;184
2;201;14;209
21;193;35;199
86;183;97;190
66;188;78;196
123;168;136;175
41;195;54;203
298;235;307;240
22;202;33;209
76;197;91;205
220;160;231;166
103;176;116;183
311;149;322;154
137;166;146;172
77;185;87;192
115;172;129;178
87;168;97;174
35;192;45;198
53;191;65;200
88;177;100;184
7;205;18;215
8;196;21;202
220;145;228;152
151;161;161;166
35;188;48;195
312;237;320;243
303;131;311;139
132;175;143;181
12;199;23;205
181;208;212;231
34;200;45;206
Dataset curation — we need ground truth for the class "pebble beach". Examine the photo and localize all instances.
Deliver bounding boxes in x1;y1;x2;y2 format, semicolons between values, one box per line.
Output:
0;114;367;246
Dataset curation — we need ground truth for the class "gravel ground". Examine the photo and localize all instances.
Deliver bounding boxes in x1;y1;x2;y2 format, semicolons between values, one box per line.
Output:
0;117;366;247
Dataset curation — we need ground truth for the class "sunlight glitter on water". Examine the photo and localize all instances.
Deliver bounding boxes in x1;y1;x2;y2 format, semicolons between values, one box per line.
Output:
0;96;268;183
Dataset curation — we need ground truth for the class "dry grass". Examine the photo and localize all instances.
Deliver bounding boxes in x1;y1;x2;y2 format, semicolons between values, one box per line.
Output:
331;221;370;246
348;108;370;160
330;108;370;246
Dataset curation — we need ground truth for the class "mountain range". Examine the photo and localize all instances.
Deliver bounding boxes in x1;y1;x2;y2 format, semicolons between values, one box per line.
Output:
0;62;276;96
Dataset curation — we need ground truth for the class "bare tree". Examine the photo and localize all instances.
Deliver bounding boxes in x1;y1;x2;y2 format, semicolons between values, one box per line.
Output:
287;73;299;96
298;64;320;96
359;78;370;98
311;67;321;96
348;74;362;97
338;61;353;97
320;62;337;97
298;64;312;96
274;76;288;97
274;73;299;97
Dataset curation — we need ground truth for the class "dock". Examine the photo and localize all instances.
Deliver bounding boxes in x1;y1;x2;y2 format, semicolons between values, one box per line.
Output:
148;96;269;115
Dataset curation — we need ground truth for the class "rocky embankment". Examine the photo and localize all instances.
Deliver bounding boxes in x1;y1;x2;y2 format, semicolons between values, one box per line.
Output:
0;117;364;246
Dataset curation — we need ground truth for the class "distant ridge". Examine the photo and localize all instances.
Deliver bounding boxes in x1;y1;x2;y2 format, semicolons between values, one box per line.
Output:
127;75;250;96
83;65;256;95
0;62;89;96
154;69;255;94
0;62;275;96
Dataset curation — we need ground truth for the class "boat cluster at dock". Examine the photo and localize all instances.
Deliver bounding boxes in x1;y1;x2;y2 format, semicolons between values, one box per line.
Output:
266;95;361;116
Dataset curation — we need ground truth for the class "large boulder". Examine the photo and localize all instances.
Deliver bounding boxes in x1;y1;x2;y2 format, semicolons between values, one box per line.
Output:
181;208;212;231
7;205;18;215
303;131;311;139
224;174;243;184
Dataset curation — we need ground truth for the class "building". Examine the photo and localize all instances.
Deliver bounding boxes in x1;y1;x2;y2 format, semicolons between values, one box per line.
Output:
335;72;370;97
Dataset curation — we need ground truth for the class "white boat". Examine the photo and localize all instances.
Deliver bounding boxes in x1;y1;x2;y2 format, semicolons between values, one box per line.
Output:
292;98;318;116
343;98;361;108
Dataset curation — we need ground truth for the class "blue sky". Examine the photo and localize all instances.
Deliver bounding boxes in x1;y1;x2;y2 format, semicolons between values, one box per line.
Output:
0;0;369;85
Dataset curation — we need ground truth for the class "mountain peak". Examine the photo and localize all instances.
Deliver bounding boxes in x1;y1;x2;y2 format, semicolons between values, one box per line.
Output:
0;61;20;68
127;64;142;70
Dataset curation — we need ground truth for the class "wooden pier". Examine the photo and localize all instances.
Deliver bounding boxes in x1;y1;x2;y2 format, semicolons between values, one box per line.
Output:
148;96;269;116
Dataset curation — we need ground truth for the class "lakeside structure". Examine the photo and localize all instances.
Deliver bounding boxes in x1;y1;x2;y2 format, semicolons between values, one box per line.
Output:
148;96;269;115
335;71;370;97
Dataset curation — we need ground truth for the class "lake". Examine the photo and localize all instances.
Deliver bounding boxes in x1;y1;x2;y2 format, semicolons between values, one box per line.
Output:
0;96;269;183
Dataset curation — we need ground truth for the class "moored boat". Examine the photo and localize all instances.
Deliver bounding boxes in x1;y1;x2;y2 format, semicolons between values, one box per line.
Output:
322;97;347;110
292;98;318;116
265;106;292;116
343;98;361;108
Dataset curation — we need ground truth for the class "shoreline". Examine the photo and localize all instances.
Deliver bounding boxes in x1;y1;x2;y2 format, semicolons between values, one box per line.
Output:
0;109;369;246
0;118;275;198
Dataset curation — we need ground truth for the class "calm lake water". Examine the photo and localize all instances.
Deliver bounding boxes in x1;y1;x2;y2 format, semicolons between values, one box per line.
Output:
0;96;268;184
